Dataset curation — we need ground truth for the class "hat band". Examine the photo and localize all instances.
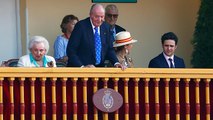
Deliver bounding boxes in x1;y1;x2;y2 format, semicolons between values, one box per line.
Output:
116;37;132;43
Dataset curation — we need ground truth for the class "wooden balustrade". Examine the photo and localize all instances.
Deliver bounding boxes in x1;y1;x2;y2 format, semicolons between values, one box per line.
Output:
0;68;213;120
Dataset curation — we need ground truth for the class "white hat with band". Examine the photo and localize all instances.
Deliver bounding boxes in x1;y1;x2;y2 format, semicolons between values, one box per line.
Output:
113;31;137;47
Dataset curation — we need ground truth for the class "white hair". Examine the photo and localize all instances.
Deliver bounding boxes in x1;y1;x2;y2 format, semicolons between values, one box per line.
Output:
28;36;49;54
90;3;105;14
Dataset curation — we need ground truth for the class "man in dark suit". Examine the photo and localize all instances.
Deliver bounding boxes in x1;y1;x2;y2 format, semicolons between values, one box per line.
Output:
148;32;185;68
105;4;126;41
66;4;125;69
104;4;126;67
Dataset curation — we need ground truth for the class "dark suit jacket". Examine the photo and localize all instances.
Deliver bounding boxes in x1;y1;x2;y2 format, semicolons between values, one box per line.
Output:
115;24;126;33
108;24;126;43
66;17;118;67
148;53;185;68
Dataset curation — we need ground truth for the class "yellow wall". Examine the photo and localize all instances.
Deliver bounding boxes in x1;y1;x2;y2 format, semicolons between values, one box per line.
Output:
20;0;27;55
25;0;200;67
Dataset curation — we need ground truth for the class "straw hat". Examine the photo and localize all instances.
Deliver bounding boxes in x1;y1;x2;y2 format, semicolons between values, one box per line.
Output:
113;31;137;47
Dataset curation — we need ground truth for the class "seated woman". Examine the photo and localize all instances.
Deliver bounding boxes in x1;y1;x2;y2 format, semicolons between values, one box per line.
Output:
113;31;137;68
54;14;79;63
18;36;56;67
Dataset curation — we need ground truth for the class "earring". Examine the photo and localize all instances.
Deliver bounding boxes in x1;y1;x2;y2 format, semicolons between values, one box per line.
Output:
125;49;129;54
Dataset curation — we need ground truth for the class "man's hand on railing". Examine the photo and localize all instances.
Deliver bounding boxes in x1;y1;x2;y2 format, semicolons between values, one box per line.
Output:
82;64;96;68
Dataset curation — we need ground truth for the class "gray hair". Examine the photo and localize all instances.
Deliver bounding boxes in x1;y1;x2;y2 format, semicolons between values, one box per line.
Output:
105;4;118;13
28;36;49;54
90;3;105;14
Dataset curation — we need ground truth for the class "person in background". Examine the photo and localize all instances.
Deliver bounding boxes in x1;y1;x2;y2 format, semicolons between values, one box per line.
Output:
104;4;126;66
148;32;185;68
66;4;125;70
54;14;79;63
105;4;125;41
18;36;56;67
113;31;137;68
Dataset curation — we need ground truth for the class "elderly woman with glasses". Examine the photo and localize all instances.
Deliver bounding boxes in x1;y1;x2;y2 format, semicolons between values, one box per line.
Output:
17;36;56;67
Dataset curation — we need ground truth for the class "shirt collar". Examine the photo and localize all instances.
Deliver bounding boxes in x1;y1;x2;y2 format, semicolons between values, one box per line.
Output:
163;52;174;60
90;18;100;33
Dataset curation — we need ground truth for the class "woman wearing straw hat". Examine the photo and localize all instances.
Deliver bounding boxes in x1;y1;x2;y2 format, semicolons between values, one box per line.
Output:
113;31;137;68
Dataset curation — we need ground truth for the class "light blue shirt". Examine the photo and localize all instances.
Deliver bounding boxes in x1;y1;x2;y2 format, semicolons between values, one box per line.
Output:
112;27;116;40
54;35;68;60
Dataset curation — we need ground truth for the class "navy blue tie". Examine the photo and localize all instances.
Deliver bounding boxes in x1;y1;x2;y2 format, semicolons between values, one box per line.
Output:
168;58;174;68
94;27;101;65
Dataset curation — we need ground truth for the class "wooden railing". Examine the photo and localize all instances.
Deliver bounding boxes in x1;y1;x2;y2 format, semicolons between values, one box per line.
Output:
0;68;212;120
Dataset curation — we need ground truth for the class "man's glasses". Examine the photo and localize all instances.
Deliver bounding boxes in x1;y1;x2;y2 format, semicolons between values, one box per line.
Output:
106;14;118;18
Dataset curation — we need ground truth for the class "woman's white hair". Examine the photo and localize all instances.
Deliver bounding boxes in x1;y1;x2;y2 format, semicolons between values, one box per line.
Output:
28;36;49;54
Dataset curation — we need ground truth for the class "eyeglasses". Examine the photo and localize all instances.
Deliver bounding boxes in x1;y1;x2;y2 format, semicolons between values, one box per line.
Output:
106;14;118;18
31;48;46;54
